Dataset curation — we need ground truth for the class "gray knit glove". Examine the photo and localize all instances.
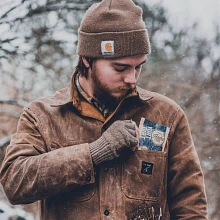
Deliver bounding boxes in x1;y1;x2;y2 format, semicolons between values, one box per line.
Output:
89;120;138;165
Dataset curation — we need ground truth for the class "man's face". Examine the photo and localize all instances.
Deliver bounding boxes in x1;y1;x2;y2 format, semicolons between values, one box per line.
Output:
89;55;147;107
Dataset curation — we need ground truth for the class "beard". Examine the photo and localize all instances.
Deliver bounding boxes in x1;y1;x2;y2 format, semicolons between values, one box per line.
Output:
91;67;136;110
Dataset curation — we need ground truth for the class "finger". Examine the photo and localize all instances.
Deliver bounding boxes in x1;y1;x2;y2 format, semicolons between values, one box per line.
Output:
124;120;132;123
126;128;137;137
130;136;139;148
124;120;136;130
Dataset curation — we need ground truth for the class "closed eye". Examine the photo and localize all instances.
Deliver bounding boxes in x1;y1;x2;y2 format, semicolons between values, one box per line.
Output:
114;67;127;72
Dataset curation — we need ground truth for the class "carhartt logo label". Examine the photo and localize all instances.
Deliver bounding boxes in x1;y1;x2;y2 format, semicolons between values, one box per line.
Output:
141;161;154;175
101;41;114;55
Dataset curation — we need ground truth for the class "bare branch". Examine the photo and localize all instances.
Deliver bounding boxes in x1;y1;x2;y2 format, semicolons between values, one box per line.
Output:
0;99;28;107
148;78;219;94
0;38;17;44
0;1;96;26
184;74;220;109
0;5;20;20
0;0;27;20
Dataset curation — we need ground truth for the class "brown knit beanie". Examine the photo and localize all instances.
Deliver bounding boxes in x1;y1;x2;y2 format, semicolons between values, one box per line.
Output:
77;0;151;58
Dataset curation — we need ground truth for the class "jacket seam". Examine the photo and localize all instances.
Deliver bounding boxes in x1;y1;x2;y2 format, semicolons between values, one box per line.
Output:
24;104;47;148
168;106;182;142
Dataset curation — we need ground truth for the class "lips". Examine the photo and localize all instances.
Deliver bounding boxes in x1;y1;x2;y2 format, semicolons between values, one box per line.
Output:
119;86;135;90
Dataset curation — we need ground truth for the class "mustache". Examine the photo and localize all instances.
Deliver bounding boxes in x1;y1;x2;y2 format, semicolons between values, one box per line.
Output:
118;85;136;90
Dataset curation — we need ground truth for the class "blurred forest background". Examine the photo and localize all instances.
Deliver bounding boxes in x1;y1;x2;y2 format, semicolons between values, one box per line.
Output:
0;0;219;219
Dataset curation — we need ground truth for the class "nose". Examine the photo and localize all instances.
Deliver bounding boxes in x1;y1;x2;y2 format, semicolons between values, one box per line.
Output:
123;70;137;85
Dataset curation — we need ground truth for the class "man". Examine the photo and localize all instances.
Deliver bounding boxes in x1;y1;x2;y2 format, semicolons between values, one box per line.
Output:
0;0;208;219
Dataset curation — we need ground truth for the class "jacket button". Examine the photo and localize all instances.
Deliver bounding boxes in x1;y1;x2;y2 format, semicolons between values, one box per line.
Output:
103;125;108;130
103;167;109;173
85;174;91;182
104;209;110;216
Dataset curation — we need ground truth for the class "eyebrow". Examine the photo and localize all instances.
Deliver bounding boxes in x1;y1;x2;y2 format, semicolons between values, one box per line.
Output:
111;59;147;67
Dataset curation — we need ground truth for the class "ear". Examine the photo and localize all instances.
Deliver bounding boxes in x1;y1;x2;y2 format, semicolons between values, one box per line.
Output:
82;57;90;68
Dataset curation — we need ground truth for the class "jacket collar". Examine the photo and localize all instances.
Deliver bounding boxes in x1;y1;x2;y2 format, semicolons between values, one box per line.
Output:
136;86;154;101
50;72;154;107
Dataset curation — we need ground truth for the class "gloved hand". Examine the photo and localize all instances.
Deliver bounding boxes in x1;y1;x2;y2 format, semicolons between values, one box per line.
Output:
89;120;139;165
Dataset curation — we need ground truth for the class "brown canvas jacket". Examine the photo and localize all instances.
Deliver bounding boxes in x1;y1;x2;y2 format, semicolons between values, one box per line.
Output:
0;73;208;219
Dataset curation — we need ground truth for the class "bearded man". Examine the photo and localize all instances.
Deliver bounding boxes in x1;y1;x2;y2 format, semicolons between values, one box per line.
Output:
0;0;208;219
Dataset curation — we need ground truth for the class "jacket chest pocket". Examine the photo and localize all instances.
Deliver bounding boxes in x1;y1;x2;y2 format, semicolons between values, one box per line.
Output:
122;150;167;201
